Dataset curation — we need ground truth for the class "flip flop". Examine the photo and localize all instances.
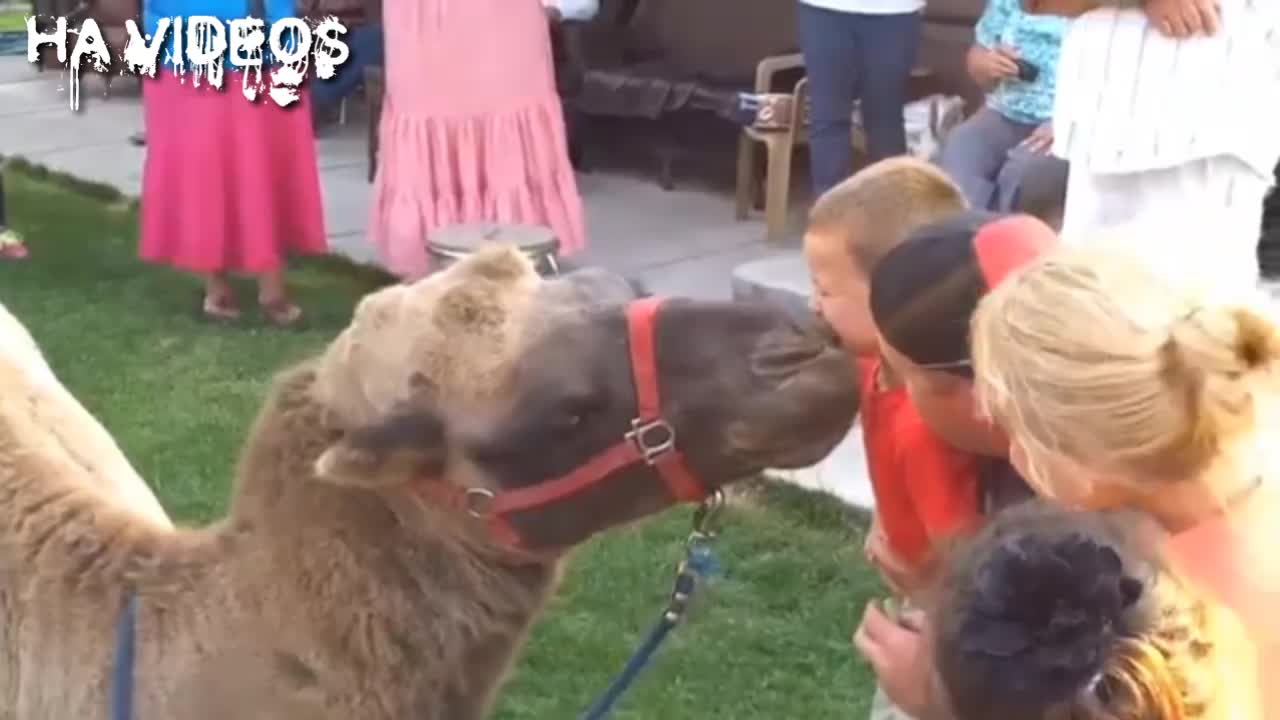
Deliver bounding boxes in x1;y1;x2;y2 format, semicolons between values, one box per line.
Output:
0;230;28;261
200;292;242;322
259;298;305;329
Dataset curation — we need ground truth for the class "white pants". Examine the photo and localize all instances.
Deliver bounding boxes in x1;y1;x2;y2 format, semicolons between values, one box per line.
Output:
1060;155;1274;302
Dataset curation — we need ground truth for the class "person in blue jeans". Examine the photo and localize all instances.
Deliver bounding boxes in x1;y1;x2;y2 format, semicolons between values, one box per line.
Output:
798;0;923;197
310;23;383;115
934;0;1071;224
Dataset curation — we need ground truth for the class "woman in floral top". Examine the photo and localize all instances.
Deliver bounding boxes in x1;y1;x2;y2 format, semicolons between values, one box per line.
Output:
935;0;1074;224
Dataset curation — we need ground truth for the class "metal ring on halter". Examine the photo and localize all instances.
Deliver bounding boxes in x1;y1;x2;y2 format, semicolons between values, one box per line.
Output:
625;417;677;465
463;488;497;518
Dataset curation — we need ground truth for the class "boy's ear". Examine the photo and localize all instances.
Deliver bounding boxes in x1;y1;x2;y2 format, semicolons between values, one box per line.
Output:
315;409;448;488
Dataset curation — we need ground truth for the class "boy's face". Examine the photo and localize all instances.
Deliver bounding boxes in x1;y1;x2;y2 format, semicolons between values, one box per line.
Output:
878;337;1009;457
804;229;878;357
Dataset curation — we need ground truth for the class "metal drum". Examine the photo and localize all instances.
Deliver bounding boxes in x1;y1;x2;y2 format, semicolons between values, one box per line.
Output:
426;223;562;277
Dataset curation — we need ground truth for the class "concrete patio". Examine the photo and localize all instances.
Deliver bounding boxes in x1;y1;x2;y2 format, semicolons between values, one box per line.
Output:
0;56;875;508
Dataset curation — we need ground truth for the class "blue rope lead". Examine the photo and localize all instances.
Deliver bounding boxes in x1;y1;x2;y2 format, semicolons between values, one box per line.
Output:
580;539;721;720
111;592;139;720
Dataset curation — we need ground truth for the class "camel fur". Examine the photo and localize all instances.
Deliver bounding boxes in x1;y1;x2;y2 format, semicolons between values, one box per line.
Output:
0;246;857;719
0;301;171;528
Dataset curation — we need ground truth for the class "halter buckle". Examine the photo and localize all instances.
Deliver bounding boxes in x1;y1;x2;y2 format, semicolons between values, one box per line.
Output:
625;417;676;465
463;488;496;518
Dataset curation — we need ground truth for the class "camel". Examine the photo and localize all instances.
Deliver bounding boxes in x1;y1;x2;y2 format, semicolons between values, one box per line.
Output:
0;245;859;719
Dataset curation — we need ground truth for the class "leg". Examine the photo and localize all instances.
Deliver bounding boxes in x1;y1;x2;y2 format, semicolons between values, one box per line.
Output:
994;145;1070;227
735;132;757;220
935;108;1033;210
852;11;922;163
764;135;795;241
202;273;241;320
257;271;304;328
798;3;860;196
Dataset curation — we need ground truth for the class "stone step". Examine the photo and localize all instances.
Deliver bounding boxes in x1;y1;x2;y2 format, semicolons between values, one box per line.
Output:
731;251;875;510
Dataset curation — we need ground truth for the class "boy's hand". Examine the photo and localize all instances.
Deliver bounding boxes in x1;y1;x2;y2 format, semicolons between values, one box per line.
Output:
1144;0;1220;37
967;46;1020;90
855;603;934;718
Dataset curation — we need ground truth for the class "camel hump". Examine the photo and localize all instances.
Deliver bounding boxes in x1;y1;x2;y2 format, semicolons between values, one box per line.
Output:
0;301;172;529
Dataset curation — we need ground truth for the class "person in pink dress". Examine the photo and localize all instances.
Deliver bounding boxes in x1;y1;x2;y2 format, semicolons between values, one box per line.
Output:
368;0;587;279
139;0;328;327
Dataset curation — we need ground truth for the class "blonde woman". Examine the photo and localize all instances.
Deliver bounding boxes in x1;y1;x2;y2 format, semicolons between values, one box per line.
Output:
966;246;1280;716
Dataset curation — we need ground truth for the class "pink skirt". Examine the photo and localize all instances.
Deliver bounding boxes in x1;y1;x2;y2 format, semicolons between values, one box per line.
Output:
140;71;328;274
368;0;587;279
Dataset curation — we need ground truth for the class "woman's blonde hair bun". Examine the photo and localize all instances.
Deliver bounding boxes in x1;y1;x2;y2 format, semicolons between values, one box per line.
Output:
1164;306;1280;466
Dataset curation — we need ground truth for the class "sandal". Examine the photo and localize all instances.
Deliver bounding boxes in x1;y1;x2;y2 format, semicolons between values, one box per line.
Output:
200;292;242;322
259;298;304;329
0;229;28;261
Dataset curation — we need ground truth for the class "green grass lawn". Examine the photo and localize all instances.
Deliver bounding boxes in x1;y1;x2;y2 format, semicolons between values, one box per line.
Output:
0;8;26;33
0;165;884;718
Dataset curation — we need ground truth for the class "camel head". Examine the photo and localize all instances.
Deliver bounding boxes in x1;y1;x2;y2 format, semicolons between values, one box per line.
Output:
306;246;857;551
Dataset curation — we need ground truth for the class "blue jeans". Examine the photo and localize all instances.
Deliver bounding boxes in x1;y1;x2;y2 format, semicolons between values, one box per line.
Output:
797;4;921;196
310;23;384;109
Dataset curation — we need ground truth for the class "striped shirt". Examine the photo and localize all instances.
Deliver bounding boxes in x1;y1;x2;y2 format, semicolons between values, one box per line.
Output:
1052;0;1280;179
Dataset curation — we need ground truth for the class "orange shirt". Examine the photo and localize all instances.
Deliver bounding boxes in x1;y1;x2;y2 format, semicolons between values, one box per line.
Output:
858;358;983;571
1169;484;1280;718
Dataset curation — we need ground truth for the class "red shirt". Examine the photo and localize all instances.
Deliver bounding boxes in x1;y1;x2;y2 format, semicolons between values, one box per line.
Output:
858;358;982;570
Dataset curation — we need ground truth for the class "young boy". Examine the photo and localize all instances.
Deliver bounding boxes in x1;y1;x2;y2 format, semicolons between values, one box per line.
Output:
805;157;977;598
852;210;1059;717
805;158;1008;720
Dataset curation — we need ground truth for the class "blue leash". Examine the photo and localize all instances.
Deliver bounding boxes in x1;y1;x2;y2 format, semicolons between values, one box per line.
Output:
580;493;724;720
111;592;139;720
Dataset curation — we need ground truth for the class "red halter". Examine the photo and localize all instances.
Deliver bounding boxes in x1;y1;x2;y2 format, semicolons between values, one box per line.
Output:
416;297;708;547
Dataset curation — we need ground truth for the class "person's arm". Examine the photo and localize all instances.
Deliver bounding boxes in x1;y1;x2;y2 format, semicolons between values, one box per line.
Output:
968;0;1020;90
543;0;599;22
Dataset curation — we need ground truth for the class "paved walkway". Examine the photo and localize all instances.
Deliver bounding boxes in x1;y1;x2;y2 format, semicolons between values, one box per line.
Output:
0;57;876;508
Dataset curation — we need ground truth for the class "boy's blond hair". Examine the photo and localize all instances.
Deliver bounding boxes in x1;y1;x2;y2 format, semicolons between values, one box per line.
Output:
971;245;1280;485
808;157;968;272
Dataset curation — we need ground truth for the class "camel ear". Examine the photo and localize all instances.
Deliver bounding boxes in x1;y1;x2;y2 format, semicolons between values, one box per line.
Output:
314;410;448;488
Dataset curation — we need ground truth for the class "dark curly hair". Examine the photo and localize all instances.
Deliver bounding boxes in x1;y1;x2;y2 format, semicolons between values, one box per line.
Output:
929;501;1219;720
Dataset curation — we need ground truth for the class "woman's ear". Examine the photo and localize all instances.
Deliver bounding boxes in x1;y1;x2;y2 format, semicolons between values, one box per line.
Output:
315;409;448;488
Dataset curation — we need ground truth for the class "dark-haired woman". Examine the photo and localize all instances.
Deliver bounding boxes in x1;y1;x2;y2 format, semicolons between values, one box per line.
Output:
857;502;1260;719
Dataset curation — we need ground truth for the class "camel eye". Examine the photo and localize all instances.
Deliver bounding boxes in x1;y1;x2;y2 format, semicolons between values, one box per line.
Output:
556;394;599;430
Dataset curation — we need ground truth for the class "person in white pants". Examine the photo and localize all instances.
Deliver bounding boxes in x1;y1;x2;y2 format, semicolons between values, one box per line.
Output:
1052;0;1280;299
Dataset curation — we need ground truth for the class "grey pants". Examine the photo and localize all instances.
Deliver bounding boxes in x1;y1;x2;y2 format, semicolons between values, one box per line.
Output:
936;107;1069;224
